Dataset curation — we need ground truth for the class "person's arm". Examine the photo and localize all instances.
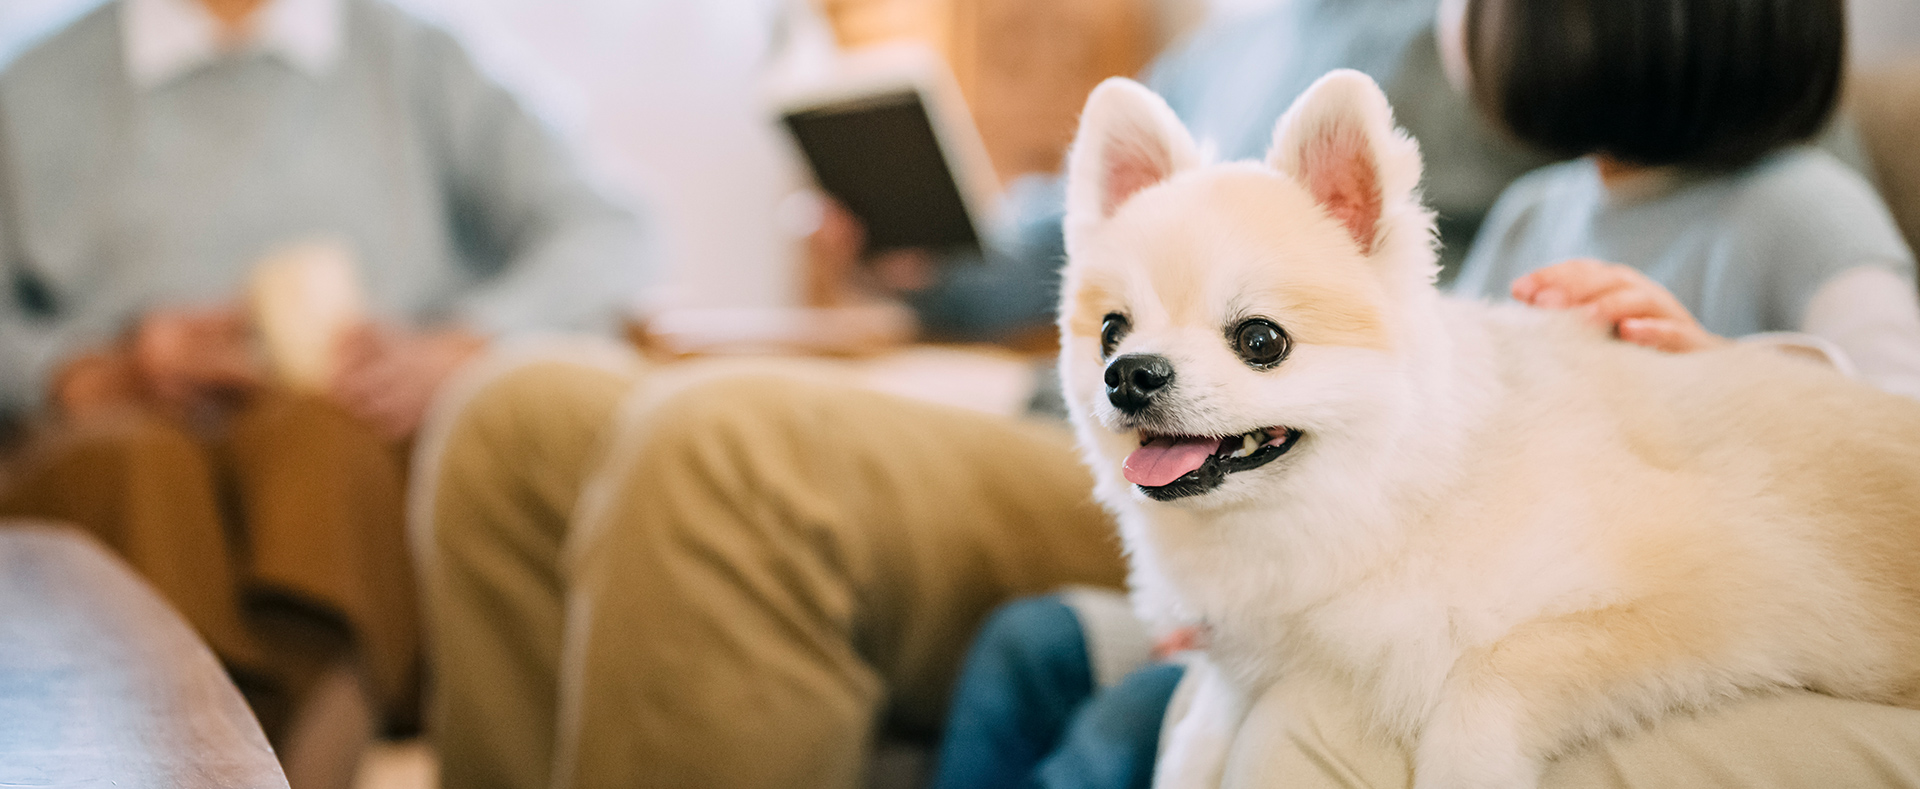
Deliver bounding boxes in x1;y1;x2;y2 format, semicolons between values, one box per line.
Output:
1510;259;1920;399
0;102;104;417
412;27;655;337
7;299;264;423
0;271;85;417
1737;154;1920;395
325;27;655;438
900;175;1069;340
1796;266;1920;398
0;110;262;420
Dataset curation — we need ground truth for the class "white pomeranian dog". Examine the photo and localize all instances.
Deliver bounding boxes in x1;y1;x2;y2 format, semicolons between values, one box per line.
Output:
1055;70;1920;789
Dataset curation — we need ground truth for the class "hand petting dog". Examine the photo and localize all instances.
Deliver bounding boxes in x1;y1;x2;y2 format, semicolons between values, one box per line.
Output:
1511;258;1732;353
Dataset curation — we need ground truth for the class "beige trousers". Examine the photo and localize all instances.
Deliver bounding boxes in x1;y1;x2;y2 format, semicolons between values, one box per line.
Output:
414;345;1126;789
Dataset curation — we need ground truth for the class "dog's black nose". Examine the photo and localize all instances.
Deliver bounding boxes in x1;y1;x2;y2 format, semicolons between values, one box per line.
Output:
1105;354;1175;414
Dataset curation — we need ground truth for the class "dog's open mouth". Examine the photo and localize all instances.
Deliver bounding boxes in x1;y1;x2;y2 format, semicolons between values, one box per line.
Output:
1124;427;1302;501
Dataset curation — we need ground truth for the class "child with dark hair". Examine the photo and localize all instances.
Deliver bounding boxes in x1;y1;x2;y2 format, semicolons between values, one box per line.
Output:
939;0;1920;786
1461;0;1845;170
1449;0;1920;393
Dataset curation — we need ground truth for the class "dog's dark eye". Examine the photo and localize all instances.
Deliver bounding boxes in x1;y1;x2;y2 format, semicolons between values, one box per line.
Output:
1232;319;1290;368
1100;313;1130;358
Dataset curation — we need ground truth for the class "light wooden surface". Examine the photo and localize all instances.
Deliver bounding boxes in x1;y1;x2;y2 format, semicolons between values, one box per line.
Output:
0;522;289;789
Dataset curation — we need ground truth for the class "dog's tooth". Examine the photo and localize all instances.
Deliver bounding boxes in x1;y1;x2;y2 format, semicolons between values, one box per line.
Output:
1239;433;1258;457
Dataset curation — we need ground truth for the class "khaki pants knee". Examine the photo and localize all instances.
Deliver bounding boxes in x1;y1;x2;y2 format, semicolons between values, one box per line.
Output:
414;340;646;789
552;370;1124;789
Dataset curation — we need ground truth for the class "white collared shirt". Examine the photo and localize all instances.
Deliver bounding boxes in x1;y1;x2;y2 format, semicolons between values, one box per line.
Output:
121;0;343;88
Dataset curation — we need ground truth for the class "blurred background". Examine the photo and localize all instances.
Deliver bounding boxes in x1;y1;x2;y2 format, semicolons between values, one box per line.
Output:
2;0;1914;317
0;0;1171;315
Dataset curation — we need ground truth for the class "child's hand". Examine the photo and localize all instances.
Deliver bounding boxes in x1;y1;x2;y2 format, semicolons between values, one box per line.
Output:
1510;259;1731;353
1153;625;1207;660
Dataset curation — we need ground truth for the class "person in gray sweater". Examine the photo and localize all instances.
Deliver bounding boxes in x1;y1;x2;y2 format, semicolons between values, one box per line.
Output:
0;0;651;765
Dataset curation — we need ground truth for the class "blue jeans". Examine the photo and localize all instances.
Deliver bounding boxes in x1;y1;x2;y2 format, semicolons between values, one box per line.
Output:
933;595;1186;789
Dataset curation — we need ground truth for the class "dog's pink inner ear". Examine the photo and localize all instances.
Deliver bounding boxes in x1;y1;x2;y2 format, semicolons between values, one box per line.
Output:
1300;125;1382;254
1101;135;1172;217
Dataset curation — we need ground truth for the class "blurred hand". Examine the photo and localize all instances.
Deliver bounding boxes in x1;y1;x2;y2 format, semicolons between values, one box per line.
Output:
329;323;486;439
1153;625;1207;660
1511;259;1731;353
133;305;261;402
53;305;263;421
805;198;936;307
51;350;141;421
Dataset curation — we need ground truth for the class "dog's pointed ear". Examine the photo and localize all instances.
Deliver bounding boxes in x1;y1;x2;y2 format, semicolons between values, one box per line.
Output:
1067;78;1200;223
1267;70;1423;257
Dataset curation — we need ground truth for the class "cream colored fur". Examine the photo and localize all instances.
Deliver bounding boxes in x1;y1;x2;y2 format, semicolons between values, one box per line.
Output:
1056;71;1920;789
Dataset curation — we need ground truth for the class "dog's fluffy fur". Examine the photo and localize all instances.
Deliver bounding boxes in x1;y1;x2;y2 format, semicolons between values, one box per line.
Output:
1056;71;1920;789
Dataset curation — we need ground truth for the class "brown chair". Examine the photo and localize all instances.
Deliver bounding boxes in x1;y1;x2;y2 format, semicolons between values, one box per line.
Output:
0;521;289;789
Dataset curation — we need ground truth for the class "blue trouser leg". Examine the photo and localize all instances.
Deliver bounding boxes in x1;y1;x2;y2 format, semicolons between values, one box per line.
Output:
933;595;1095;789
1028;662;1186;789
933;593;1185;789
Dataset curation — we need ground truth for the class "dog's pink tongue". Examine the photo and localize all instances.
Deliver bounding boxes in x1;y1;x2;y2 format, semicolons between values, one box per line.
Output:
1124;436;1217;487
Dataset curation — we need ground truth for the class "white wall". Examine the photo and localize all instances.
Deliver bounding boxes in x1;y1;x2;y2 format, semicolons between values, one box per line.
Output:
385;0;832;311
1854;0;1920;66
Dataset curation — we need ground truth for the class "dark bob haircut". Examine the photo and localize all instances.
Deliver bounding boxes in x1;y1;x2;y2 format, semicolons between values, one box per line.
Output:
1465;0;1846;170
